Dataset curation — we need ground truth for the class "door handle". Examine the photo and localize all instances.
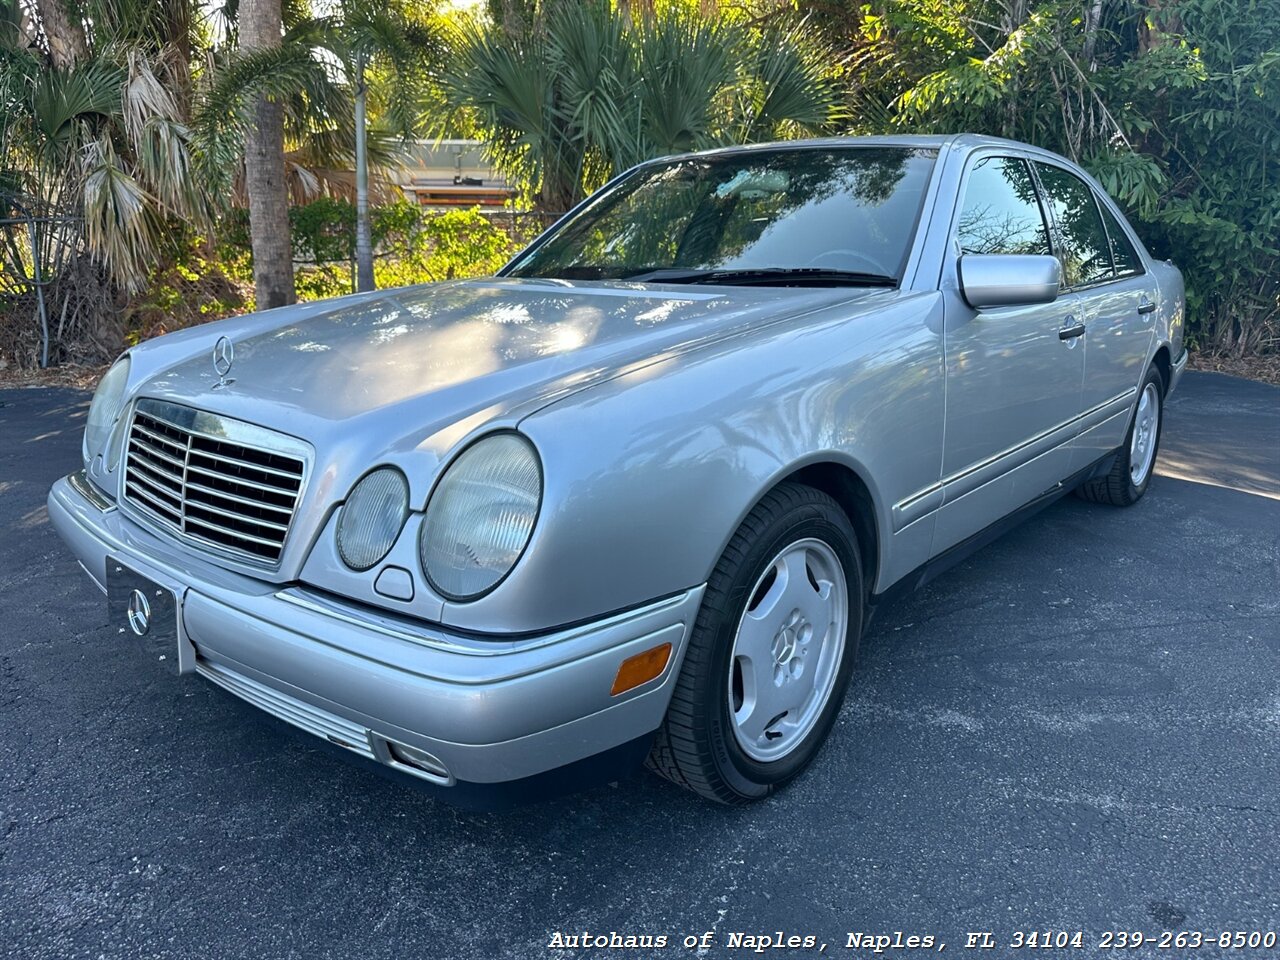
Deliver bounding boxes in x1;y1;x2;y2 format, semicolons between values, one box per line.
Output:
1137;296;1157;315
1059;321;1087;341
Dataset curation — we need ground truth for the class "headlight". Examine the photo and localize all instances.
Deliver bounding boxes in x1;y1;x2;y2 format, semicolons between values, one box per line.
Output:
336;467;409;571
419;433;542;600
83;354;131;464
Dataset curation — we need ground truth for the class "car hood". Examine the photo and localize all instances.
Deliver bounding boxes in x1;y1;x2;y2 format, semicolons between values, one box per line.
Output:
138;277;890;440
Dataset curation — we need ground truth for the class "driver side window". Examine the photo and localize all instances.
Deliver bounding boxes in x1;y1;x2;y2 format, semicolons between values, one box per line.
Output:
956;156;1053;257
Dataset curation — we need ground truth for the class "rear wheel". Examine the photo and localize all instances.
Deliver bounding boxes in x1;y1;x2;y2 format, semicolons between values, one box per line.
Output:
647;482;862;804
1076;365;1165;506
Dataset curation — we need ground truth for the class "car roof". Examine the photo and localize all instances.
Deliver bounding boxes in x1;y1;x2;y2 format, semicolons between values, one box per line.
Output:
648;133;1072;165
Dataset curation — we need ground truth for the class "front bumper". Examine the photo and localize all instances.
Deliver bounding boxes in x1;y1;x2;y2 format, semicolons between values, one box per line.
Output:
48;474;702;791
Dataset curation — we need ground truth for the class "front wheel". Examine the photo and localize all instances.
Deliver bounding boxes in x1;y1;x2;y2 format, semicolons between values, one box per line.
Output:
1076;365;1165;506
647;482;862;804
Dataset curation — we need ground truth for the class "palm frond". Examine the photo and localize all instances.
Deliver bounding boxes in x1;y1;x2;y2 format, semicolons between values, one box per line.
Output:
0;0;41;60
31;60;125;162
441;16;562;202
81;135;159;288
630;10;735;162
443;3;845;208
190;43;331;200
352;11;443;137
735;22;843;142
136;115;205;220
546;1;631;179
122;49;180;142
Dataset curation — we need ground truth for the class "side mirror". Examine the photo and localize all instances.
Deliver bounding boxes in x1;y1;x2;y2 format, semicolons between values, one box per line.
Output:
959;254;1062;309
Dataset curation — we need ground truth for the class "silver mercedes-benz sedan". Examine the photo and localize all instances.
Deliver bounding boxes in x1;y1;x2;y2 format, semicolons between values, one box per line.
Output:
49;134;1186;805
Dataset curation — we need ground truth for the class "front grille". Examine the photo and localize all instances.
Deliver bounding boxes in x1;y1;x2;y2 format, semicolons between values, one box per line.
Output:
122;401;306;565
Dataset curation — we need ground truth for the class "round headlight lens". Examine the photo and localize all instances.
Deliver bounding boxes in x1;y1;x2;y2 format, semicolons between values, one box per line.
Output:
419;434;542;600
83;354;131;463
336;468;409;571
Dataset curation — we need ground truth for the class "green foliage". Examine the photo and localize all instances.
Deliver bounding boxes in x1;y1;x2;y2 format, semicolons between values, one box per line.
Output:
441;1;842;211
846;0;1280;355
219;199;522;299
293;196;359;262
1133;0;1280;354
0;0;224;367
6;0;1279;366
387;204;515;282
190;41;341;203
124;238;250;343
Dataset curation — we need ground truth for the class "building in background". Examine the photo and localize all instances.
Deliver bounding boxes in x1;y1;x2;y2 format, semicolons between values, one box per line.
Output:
395;140;516;210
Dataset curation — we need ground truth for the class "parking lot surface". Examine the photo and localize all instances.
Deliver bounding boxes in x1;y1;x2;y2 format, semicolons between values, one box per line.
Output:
1;371;1277;959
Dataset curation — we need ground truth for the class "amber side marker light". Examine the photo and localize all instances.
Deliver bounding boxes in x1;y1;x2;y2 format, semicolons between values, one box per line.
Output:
610;642;673;696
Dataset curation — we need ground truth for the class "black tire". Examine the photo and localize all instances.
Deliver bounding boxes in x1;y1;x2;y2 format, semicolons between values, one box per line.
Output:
1076;364;1166;506
646;482;863;804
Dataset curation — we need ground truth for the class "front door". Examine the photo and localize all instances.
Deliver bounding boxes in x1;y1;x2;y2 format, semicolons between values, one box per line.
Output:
935;154;1086;555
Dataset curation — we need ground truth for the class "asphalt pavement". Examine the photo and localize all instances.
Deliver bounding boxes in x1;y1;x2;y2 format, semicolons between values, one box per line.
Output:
1;371;1277;959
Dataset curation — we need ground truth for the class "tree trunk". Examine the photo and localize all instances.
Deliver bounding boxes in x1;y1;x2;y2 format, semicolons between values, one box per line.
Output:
1139;0;1181;54
239;0;296;309
537;173;576;220
353;59;375;293
34;0;88;69
1083;0;1104;69
537;111;580;216
487;0;537;37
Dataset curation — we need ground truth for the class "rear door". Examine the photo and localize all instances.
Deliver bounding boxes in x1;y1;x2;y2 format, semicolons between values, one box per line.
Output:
1032;163;1158;469
934;153;1086;556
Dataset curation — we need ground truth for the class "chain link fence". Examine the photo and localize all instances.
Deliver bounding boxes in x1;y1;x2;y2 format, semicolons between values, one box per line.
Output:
0;192;91;369
288;207;566;270
278;204;569;300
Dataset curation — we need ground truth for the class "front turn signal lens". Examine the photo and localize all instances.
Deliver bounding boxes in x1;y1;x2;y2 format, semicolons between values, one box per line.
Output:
610;642;673;697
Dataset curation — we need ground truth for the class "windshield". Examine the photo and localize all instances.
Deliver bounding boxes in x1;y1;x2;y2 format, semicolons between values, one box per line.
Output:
505;147;936;285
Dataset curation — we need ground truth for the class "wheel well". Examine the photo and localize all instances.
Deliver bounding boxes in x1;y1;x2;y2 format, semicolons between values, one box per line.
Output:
1152;345;1171;394
783;462;879;595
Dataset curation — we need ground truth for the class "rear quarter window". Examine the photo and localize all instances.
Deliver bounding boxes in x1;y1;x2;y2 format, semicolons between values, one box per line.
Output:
1097;200;1144;278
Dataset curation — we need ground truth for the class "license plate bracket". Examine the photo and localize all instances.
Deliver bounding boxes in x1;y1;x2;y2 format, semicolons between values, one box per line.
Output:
106;559;185;674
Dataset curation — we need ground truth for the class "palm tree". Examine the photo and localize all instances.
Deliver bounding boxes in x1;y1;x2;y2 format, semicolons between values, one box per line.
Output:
238;0;296;308
195;0;439;295
441;2;841;214
1;0;211;363
2;0;207;282
309;2;439;291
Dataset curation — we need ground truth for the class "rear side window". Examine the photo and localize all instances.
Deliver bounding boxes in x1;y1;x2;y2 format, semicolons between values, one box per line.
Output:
1098;201;1143;278
956;157;1052;257
1035;164;1114;287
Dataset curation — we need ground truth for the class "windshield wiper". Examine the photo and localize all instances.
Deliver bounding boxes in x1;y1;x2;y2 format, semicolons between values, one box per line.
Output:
621;267;898;287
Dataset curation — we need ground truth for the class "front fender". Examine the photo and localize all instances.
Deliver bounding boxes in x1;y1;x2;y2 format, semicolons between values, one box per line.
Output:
437;292;946;634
